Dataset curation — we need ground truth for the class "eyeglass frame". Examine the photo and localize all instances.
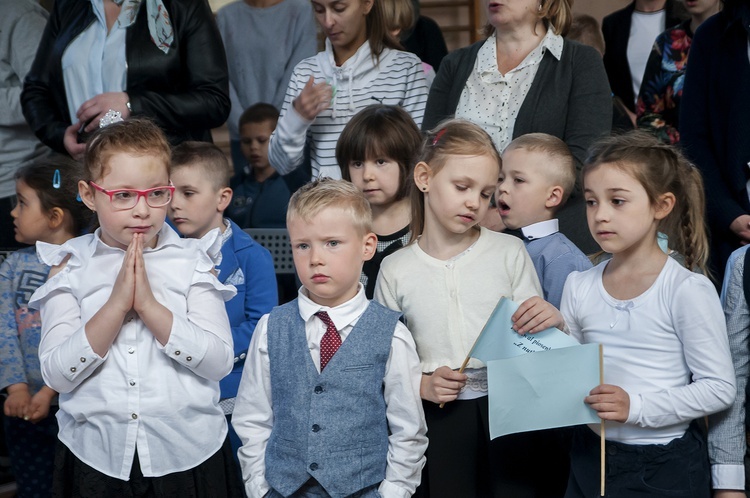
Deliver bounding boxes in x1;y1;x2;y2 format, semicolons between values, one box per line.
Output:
88;181;175;211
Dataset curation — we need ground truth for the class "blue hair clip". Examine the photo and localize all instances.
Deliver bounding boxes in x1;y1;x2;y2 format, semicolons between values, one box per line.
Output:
53;169;61;189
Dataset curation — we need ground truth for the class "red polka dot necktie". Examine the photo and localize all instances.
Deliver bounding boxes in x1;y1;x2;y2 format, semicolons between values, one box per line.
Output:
315;311;341;371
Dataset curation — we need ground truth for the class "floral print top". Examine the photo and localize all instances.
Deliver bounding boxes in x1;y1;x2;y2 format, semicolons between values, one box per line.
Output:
636;20;693;145
0;247;50;395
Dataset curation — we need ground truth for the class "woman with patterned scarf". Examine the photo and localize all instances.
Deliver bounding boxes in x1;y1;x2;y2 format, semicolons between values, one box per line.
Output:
21;0;230;161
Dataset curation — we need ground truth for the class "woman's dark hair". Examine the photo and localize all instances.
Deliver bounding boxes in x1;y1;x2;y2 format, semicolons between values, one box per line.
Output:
337;105;422;201
15;155;94;236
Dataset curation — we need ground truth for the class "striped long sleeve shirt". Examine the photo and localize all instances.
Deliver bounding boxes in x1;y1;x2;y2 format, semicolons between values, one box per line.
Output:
269;39;428;179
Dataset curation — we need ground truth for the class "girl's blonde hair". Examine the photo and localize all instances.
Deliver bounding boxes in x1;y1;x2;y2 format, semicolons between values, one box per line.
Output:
383;0;415;35
483;0;573;38
84;119;170;182
367;0;403;60
410;119;501;238
583;131;709;274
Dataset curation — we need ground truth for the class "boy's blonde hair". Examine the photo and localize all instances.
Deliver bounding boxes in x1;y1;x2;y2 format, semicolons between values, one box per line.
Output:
505;133;576;206
84;119;170;182
171;141;234;190
287;178;373;236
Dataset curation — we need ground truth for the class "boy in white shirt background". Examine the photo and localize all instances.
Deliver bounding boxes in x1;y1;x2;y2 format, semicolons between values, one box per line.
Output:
232;178;427;498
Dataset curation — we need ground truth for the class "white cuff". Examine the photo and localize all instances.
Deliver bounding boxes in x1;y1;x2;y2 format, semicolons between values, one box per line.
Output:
246;475;270;498
712;463;745;490
625;392;642;425
378;479;410;498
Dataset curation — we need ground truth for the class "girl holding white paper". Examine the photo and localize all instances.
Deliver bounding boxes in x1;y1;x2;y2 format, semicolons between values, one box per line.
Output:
560;131;735;497
374;119;565;497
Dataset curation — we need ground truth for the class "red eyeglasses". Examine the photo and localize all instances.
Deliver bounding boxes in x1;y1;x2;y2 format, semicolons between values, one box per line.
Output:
89;182;175;211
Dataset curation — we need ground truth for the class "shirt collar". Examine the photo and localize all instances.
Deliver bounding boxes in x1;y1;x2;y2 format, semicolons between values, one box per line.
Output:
91;223;182;255
298;284;369;331
220;218;232;247
477;28;564;76
521;219;559;240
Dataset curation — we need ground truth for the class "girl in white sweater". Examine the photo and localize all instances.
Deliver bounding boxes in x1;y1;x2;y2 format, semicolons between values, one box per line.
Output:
267;0;428;180
374;119;564;497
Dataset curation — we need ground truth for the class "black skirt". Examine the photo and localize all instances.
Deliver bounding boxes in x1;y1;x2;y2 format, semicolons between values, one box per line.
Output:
52;436;243;498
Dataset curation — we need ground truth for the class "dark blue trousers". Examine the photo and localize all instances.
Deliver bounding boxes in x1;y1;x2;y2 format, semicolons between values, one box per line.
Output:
565;423;710;498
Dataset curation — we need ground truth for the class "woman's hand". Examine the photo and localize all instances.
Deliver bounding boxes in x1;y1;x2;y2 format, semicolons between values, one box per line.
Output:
63;123;86;160
292;76;333;121
4;384;31;418
420;366;467;404
512;296;565;334
77;92;131;132
585;384;630;423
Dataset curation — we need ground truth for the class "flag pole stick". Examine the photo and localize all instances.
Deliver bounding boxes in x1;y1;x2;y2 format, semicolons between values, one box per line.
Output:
438;297;507;409
600;344;605;497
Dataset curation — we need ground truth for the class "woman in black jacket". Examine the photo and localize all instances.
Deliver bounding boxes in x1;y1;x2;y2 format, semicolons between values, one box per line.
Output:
22;0;230;159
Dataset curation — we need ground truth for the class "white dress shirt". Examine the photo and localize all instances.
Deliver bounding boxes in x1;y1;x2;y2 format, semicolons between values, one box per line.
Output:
455;29;563;153
29;224;236;479
232;285;427;498
561;257;735;445
61;0;128;123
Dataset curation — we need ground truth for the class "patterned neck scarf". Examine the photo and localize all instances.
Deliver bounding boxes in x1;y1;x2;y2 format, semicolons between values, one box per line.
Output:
112;0;173;54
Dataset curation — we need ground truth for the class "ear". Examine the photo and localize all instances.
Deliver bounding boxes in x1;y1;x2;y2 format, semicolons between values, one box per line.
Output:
362;232;377;261
47;207;65;230
78;180;96;212
544;185;564;209
654;192;676;220
217;187;233;212
413;161;432;193
362;0;373;15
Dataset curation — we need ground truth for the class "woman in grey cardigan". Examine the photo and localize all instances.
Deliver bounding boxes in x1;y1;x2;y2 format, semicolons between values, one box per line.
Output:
423;0;611;254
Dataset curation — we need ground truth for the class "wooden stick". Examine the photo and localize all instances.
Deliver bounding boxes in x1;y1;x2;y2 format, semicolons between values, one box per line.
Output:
599;344;605;497
438;354;471;409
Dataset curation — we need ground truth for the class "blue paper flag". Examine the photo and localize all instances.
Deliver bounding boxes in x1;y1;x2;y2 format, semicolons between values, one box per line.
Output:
469;297;580;363
487;343;601;439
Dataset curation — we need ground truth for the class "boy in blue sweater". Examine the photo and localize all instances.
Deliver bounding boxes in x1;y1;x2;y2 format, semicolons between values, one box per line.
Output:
496;133;592;309
232;178;427;498
168;142;278;466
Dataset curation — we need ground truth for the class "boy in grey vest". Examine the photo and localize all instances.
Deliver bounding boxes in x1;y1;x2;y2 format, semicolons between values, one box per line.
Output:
232;178;427;498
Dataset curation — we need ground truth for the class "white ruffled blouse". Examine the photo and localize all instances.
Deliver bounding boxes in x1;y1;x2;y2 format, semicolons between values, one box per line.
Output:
29;224;236;479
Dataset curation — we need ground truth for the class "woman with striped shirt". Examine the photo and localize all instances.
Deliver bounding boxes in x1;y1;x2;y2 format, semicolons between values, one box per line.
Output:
268;0;429;180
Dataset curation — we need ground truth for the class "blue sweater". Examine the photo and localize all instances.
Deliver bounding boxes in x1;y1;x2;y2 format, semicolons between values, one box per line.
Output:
217;219;277;399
